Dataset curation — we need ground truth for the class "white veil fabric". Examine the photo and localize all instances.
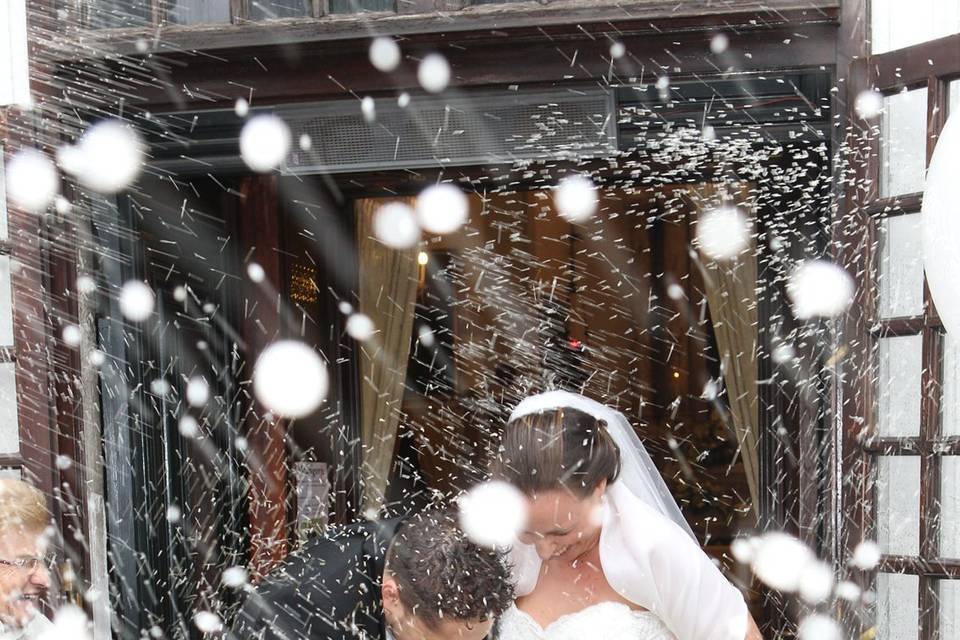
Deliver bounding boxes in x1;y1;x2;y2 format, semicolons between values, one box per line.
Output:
508;389;695;539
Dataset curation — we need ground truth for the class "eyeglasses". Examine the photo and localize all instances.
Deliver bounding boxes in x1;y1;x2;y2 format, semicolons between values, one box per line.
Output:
0;557;52;573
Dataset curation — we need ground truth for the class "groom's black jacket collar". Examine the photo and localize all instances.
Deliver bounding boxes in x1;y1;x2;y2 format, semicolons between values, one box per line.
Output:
233;517;402;640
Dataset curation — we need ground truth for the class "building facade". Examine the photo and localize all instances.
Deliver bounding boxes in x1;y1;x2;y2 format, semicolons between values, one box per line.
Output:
1;0;959;638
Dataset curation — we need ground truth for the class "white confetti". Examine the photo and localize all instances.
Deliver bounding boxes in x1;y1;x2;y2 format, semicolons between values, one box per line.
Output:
787;260;854;319
235;97;250;117
798;560;833;605
61;324;81;347
54;196;72;215
374;202;421;249
835;580;862;602
361;96;376;123
70;120;145;193
416;184;469;234
240;114;291;173
6;148;58;212
346;313;376;341
554;175;598;223
222;566;249;588
38;605;91;640
76;275;97;294
193;611;223;634
178;416;199;439
797;614;841;640
850;540;881;570
457;481;528;548
186;377;210;407
418;53;451;93
119;280;155;322
150;378;171;396
253;340;329;418
854;90;883;120
710;33;729;54
730;537;755;564
247;262;266;283
370;37;401;72
750;532;814;593
696;206;750;261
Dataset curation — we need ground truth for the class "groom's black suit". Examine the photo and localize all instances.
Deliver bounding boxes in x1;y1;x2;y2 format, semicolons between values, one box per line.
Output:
233;518;402;640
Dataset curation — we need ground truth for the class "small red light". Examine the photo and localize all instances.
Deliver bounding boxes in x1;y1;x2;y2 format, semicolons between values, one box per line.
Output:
568;339;582;349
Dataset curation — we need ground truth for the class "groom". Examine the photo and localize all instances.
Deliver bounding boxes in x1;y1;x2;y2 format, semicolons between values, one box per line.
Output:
232;507;513;640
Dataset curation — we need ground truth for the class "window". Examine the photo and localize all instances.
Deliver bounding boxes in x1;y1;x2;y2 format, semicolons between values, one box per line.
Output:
0;0;30;106
166;0;231;25
327;0;393;14
871;0;960;54
849;29;960;640
248;0;313;19
0;150;21;477
83;0;314;27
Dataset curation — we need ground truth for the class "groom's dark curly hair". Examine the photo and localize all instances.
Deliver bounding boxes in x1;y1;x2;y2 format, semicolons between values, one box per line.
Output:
385;507;514;629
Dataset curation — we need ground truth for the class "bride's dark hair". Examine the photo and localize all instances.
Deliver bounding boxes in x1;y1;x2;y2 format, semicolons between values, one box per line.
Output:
492;407;621;498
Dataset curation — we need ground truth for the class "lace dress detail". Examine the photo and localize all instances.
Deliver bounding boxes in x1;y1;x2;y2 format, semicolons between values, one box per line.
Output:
497;602;677;640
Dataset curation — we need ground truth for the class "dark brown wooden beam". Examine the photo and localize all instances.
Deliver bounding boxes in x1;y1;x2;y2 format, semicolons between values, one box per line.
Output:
58;20;838;114
879;555;960;579
234;175;290;579
870;32;960;92
46;1;838;60
864;193;924;217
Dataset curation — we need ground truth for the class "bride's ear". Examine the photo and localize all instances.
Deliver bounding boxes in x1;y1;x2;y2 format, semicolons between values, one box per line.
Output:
593;479;607;499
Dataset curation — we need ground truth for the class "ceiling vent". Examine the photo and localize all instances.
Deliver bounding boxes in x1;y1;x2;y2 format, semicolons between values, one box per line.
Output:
279;88;616;174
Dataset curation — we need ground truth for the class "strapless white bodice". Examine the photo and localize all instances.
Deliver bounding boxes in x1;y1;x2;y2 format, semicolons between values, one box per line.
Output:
497;602;677;640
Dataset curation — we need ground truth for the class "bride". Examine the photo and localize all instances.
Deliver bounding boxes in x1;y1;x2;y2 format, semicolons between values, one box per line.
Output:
492;390;763;640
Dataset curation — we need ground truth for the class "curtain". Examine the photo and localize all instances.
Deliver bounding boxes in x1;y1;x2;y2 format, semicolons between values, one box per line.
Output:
689;184;761;522
356;198;419;513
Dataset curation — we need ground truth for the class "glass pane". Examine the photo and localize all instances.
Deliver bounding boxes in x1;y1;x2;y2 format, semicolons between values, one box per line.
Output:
86;1;152;28
0;468;22;480
0;149;9;240
249;0;313;17
871;0;960;55
880;89;928;198
0;363;19;455
942;580;960;638
878;214;924;318
0;256;13;348
951;80;960;117
877;335;923;437
166;0;230;24
945;333;960;437
876;455;921;556
328;0;393;13
942;457;960;559
876;572;920;640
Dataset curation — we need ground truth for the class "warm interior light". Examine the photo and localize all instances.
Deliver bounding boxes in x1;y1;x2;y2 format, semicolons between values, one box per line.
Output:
417;251;429;266
672;371;680;379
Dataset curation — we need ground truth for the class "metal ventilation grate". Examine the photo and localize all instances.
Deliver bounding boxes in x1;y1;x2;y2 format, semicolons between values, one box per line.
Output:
280;88;615;174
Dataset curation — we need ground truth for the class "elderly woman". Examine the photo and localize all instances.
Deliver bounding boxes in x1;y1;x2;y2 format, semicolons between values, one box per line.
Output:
0;479;51;640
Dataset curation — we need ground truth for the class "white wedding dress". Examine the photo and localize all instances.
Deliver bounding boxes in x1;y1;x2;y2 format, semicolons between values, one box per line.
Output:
498;602;677;640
